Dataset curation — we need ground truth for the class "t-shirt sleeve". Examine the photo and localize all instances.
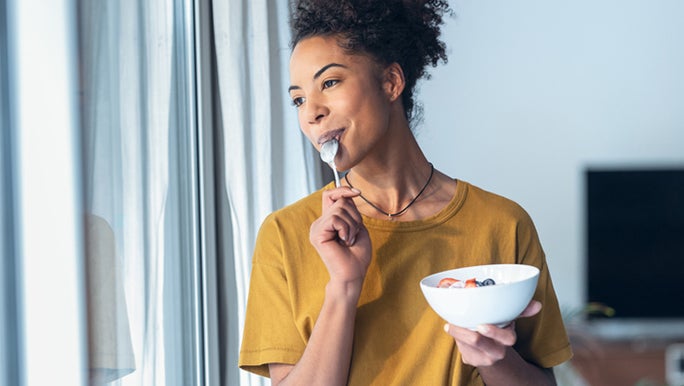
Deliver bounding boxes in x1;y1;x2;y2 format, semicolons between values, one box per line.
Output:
513;209;574;368
238;214;307;378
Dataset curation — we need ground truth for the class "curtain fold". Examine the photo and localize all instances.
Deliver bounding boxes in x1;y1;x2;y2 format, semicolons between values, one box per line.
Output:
211;1;321;384
79;0;200;385
81;0;321;384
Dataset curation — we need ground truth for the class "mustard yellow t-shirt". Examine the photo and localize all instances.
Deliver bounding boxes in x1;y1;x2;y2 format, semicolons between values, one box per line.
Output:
239;180;573;385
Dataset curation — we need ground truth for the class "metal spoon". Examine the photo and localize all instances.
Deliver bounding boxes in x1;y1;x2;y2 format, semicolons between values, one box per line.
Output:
320;139;341;187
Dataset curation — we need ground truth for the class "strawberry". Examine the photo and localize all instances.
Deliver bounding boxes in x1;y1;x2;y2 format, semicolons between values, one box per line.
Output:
437;277;460;288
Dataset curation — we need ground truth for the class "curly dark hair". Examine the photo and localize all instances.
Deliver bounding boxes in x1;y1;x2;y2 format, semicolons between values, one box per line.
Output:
290;0;452;126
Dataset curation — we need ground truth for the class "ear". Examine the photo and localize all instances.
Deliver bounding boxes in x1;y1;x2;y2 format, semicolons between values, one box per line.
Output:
382;62;406;102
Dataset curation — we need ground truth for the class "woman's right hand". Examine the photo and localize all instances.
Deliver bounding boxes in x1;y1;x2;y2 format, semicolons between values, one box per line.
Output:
310;187;372;288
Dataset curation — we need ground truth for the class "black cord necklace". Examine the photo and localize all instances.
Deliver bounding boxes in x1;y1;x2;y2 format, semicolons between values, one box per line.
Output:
344;163;434;218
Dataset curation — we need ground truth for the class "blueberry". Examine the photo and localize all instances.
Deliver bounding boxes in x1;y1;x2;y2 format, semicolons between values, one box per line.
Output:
481;278;496;286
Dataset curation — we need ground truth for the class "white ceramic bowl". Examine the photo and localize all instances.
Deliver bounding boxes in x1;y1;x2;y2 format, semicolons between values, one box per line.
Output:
420;264;540;329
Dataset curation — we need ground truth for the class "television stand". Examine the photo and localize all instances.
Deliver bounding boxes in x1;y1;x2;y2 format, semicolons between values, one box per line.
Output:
570;335;683;386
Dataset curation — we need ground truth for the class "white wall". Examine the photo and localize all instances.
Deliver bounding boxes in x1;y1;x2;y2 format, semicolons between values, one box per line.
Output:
417;1;684;310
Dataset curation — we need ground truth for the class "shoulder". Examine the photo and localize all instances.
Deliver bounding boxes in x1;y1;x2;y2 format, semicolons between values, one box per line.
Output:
462;181;533;224
461;181;544;259
252;187;325;265
259;186;325;234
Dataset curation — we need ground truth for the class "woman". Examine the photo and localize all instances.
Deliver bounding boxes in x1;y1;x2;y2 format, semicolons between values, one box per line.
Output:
239;1;572;385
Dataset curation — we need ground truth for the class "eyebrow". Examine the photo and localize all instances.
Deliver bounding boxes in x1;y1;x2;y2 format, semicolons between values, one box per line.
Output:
288;63;348;93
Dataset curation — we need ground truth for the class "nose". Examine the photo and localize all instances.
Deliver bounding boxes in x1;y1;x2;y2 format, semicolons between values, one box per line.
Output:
304;97;328;125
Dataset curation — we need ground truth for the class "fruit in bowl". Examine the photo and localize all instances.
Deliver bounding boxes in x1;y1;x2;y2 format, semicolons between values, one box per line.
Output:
420;264;540;330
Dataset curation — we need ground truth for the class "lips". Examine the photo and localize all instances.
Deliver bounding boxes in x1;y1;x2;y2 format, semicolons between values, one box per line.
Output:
317;128;345;145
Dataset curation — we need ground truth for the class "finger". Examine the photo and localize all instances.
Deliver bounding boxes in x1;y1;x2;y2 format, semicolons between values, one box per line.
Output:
475;324;517;347
446;324;493;347
518;300;542;318
326;199;364;243
328;211;361;245
446;323;515;349
444;323;472;338
330;216;352;243
327;191;363;222
312;203;365;248
456;340;506;367
322;186;361;207
445;324;507;366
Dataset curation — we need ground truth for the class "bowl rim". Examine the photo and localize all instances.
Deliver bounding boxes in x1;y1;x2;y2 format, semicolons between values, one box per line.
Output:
419;263;540;290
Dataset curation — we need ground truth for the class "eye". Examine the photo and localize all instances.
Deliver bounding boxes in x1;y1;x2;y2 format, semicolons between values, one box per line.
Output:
323;79;339;89
292;96;305;107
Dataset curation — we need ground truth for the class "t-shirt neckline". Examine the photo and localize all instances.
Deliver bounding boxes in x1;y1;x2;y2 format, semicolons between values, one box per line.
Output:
324;179;468;232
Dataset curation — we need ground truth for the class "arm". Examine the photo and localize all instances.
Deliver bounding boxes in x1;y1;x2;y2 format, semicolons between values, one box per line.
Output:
270;187;371;386
270;279;361;385
445;301;557;386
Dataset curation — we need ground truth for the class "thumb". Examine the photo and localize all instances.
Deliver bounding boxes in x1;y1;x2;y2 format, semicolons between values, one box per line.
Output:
518;300;542;318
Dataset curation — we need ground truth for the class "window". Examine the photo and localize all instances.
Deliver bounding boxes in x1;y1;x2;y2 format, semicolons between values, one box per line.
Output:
78;1;204;385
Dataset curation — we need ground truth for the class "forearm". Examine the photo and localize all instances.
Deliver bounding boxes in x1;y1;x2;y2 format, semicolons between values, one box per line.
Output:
275;280;361;386
478;347;556;386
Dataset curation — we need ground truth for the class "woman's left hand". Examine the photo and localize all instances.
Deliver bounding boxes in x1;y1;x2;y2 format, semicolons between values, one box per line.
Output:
444;300;542;367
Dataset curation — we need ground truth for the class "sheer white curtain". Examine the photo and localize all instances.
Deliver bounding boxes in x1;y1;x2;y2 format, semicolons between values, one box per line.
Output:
4;1;88;385
80;0;320;384
211;0;321;385
79;1;201;385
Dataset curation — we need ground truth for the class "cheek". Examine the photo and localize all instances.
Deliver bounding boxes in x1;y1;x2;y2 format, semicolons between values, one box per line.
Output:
341;89;378;117
297;115;318;146
348;91;389;123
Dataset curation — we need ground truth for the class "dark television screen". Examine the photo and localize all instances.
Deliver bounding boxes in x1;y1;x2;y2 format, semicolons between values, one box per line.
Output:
586;168;684;319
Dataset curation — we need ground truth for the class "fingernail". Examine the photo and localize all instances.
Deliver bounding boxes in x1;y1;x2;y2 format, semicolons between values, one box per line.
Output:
443;323;450;333
349;235;355;246
350;188;361;193
477;325;490;334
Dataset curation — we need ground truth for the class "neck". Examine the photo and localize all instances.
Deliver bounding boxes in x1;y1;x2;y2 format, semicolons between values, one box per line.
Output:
345;137;434;217
345;163;434;219
344;108;437;218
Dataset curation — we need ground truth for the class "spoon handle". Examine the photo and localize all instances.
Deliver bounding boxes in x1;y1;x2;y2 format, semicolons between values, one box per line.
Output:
329;162;341;187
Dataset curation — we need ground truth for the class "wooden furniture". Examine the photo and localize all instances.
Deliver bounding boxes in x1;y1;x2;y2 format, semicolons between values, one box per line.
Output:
571;338;678;386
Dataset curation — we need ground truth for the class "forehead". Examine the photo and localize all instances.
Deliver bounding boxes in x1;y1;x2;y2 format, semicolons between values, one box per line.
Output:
289;36;376;82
